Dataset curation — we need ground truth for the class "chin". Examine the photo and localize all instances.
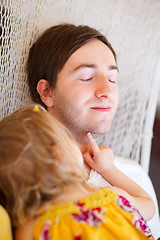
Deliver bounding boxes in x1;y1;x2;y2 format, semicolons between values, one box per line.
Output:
90;125;112;138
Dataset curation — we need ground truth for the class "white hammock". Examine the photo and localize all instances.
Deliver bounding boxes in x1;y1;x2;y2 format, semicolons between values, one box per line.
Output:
1;0;160;173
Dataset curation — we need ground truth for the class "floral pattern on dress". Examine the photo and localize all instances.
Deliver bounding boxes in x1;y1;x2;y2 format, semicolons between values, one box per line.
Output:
116;195;153;238
71;201;105;227
40;220;51;240
73;234;82;240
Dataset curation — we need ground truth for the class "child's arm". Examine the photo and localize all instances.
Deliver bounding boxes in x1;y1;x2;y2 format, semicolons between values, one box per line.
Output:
83;132;155;221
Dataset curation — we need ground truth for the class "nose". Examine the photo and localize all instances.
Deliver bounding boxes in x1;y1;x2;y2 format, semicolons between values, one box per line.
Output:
95;74;113;99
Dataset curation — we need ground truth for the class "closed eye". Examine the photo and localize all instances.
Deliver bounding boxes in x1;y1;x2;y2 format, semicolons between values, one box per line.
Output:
109;79;116;84
81;77;93;81
107;69;118;84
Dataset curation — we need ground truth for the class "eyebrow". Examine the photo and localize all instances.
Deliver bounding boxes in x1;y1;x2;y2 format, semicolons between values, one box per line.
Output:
73;64;119;72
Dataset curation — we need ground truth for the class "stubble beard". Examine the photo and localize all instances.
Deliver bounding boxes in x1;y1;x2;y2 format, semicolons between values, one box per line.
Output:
62;115;112;143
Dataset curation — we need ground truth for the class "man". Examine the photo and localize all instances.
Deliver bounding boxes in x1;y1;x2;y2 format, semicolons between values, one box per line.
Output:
27;24;119;154
26;24;159;237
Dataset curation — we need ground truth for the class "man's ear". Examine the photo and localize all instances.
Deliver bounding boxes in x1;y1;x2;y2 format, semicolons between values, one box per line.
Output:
37;79;54;107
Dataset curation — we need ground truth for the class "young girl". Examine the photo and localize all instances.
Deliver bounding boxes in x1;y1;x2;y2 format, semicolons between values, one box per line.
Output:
0;104;154;240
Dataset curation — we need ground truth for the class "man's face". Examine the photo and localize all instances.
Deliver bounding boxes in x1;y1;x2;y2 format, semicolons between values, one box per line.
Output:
49;39;119;142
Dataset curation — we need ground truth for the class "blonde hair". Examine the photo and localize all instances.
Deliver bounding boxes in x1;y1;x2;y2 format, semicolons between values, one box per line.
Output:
0;104;90;226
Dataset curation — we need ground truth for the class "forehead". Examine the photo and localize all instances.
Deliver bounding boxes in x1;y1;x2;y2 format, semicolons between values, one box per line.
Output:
66;39;116;69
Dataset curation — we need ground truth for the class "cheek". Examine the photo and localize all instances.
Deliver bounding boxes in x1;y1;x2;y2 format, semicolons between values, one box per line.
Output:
113;86;119;107
69;88;89;107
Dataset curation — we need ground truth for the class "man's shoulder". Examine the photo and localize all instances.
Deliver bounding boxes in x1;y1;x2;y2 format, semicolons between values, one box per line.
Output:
86;169;111;187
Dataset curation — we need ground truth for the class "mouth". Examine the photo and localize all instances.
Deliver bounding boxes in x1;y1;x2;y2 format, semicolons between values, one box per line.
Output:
90;106;111;112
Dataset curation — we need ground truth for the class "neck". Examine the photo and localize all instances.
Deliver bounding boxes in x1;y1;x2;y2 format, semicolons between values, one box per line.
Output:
78;142;89;154
55;184;92;203
75;141;91;180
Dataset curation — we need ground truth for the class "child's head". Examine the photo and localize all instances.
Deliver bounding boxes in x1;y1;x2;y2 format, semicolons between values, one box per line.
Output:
0;104;86;226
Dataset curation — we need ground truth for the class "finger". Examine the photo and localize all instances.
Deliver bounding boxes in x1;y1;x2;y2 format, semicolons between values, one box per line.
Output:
99;145;109;149
87;132;100;156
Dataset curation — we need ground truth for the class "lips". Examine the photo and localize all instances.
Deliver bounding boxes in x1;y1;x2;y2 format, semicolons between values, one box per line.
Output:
90;106;111;112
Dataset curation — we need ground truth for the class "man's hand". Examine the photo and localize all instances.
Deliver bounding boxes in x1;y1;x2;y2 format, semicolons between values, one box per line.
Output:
83;132;114;175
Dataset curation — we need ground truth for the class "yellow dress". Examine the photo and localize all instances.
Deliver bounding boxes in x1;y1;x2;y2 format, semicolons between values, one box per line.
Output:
33;188;154;240
0;205;12;240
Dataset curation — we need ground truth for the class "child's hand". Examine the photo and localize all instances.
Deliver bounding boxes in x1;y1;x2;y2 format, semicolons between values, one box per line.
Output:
83;132;114;175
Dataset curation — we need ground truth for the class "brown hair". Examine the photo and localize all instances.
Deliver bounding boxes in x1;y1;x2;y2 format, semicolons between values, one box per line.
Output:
0;104;90;226
26;23;117;108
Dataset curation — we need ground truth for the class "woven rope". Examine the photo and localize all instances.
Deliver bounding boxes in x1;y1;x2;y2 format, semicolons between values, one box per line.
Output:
1;0;160;172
